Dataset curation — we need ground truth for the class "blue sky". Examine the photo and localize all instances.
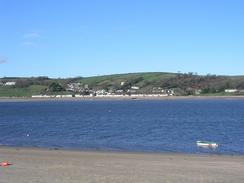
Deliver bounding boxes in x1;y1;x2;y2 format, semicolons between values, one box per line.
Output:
0;0;243;77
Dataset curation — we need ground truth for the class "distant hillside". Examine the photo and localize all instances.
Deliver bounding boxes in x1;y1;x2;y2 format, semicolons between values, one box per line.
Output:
78;72;176;90
1;72;244;97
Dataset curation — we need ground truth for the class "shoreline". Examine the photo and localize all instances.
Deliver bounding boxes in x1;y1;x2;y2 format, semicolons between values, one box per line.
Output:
1;145;244;157
1;95;244;102
1;146;244;183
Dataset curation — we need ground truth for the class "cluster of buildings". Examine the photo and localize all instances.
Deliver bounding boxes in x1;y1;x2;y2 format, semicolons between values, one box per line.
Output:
32;82;175;98
67;82;174;96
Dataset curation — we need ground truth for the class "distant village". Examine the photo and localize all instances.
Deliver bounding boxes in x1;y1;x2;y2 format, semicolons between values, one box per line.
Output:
1;78;244;98
32;81;175;98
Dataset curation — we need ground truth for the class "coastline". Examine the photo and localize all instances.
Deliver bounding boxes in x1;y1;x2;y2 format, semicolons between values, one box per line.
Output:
1;146;244;183
1;95;244;102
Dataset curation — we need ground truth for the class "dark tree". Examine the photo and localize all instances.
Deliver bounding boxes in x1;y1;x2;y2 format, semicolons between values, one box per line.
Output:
48;82;65;92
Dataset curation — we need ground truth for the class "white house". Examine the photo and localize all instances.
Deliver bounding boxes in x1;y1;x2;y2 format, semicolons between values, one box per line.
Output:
96;89;107;96
66;83;83;92
225;89;238;93
5;82;16;86
131;86;139;90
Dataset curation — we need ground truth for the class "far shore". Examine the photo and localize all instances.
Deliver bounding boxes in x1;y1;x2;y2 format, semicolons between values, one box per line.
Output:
1;146;244;183
1;95;244;102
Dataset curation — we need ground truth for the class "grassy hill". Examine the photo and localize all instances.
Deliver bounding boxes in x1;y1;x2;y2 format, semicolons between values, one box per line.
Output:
78;72;176;90
1;72;244;97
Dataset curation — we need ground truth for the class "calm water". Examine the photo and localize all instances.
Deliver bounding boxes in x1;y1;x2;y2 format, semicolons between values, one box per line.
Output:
0;99;244;155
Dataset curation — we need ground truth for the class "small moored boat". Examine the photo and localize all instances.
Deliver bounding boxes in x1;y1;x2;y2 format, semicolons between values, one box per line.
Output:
196;141;219;148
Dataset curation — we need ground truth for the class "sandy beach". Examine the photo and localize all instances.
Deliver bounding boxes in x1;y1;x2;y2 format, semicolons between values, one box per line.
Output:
1;95;244;102
1;147;244;183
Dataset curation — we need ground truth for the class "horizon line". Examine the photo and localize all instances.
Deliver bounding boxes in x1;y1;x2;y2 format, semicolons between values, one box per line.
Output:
0;71;244;79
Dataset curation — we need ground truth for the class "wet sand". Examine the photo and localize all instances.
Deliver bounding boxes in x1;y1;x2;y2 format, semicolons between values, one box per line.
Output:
1;147;244;183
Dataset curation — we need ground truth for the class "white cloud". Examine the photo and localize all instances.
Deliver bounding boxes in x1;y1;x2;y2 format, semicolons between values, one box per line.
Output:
21;31;41;47
22;41;34;46
24;32;40;38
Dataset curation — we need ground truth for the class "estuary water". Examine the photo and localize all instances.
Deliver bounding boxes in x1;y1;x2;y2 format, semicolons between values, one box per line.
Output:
0;99;244;155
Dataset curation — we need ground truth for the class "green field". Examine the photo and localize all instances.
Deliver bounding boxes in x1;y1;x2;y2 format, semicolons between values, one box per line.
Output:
0;85;46;97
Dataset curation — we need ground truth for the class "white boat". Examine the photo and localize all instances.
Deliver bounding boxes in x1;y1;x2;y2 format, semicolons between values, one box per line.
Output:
196;141;219;148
